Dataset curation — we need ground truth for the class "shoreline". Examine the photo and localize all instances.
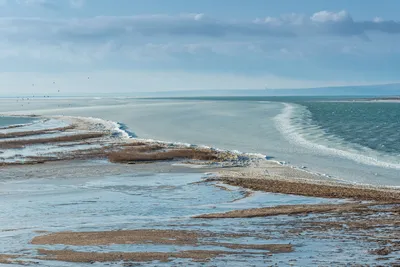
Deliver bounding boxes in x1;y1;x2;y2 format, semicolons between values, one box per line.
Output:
1;114;399;191
1;115;400;265
1;96;399;186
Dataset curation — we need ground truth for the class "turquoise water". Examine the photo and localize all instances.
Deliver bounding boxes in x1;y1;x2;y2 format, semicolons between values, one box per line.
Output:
158;96;400;157
140;97;399;185
302;102;400;156
0;116;35;128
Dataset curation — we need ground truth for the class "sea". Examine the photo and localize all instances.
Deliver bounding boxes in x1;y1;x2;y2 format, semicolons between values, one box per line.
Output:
0;96;399;186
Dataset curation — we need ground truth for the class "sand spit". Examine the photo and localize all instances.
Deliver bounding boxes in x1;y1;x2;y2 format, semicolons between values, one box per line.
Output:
0;132;105;149
31;229;292;252
0;115;129;165
31;229;292;264
0;115;245;168
32;229;202;246
0;254;19;264
19;143;240;168
212;177;400;202
0;125;75;139
108;146;237;163
36;249;263;263
194;202;383;219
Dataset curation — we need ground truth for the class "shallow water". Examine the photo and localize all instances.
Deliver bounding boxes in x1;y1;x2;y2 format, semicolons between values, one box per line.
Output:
1;168;387;266
0;172;335;236
0;169;382;266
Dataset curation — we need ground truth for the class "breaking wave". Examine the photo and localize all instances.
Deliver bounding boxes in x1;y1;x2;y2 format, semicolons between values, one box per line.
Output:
274;103;400;170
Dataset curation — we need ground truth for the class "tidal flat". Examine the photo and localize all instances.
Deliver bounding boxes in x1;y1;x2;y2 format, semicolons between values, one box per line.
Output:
0;114;399;266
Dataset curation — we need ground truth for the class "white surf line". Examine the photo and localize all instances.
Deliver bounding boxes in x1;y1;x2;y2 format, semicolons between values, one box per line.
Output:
0;115;132;163
274;102;400;170
52;115;131;141
2;114;269;164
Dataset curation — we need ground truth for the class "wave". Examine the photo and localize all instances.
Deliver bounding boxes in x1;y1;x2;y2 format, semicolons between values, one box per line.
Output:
116;122;138;138
274;103;400;170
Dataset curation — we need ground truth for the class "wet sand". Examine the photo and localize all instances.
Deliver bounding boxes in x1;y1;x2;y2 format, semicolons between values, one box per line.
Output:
0;124;75;139
29;224;296;264
2;160;400;265
194;202;390;218
32;229;203;246
0;254;19;264
0;132;105;149
31;229;293;252
36;249;263;263
214;177;400;201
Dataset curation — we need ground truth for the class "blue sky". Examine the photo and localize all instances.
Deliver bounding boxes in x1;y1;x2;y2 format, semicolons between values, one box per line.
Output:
1;0;400;94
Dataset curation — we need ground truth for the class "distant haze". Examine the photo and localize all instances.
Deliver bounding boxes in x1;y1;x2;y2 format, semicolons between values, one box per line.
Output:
131;83;400;97
2;83;400;98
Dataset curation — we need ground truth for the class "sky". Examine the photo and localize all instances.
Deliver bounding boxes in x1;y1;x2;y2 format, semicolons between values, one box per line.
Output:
1;0;400;94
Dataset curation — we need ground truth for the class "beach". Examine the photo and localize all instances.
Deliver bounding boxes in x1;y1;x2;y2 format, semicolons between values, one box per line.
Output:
1;97;399;266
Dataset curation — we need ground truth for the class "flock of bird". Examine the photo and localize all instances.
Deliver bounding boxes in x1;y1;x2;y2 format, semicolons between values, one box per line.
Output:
16;77;90;107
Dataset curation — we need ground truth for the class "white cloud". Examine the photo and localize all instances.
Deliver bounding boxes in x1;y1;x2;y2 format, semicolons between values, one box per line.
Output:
0;11;399;46
15;0;57;8
10;0;83;8
193;13;204;21
310;10;351;23
0;10;399;93
70;0;84;8
18;0;46;4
